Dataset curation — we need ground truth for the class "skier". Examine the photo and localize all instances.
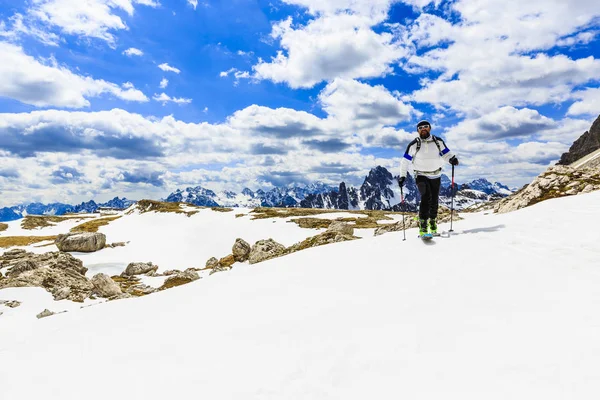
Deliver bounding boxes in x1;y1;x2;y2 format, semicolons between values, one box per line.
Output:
397;120;459;238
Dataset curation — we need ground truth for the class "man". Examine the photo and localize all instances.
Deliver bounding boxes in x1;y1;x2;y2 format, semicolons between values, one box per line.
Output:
397;120;459;237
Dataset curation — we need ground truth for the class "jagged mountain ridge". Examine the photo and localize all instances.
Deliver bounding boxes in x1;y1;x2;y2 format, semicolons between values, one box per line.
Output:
300;166;512;212
0;197;135;222
557;114;600;165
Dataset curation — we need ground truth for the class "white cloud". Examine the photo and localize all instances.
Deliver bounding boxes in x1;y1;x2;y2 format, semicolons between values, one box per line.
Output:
123;47;144;56
319;78;416;129
252;13;407;88
158;63;181;73
27;0;159;46
403;1;600;114
0;13;61;46
188;0;199;10
0;42;148;108
153;93;192;104
159;78;169;88
567;88;600;116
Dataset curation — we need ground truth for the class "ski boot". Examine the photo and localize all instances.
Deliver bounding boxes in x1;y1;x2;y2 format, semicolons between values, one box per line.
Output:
428;218;438;236
419;218;432;240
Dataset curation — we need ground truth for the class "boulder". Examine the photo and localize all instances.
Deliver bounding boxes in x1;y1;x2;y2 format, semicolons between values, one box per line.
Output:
55;232;106;252
36;309;55;319
91;273;123;298
0;250;92;302
232;238;251;262
326;221;354;236
248;239;286;265
205;257;219;269
123;262;158;277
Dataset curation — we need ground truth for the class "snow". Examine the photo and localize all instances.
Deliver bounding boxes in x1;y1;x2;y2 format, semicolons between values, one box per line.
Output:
2;192;600;399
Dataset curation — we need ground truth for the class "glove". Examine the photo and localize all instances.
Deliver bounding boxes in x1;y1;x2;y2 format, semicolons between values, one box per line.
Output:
449;156;459;166
397;176;405;187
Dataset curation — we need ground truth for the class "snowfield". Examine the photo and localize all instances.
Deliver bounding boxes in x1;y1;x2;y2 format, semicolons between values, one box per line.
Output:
1;192;600;399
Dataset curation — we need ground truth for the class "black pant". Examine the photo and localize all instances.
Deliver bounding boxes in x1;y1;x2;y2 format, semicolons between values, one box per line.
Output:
416;176;441;221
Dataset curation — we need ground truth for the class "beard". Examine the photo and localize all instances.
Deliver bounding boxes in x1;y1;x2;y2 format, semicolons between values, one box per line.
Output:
419;131;430;139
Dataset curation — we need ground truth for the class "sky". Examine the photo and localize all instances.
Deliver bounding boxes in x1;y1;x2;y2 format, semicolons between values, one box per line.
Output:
0;0;599;206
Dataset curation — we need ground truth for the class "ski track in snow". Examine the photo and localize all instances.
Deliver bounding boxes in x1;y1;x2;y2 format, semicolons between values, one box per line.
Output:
1;192;600;399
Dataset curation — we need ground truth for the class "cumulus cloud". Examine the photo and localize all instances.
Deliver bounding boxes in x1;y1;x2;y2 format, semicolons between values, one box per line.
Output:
51;166;86;184
0;42;149;108
567;88;600;116
252;13;407;88
123;47;144;56
0;13;61;46
153;93;192;104
159;78;169;88
158;63;181;73
26;0;159;46
188;0;199;10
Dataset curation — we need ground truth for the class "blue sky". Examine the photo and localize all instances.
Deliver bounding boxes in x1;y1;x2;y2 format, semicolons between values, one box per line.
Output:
0;0;599;206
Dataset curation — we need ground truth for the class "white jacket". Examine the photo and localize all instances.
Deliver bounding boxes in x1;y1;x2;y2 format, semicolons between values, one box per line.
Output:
399;135;455;179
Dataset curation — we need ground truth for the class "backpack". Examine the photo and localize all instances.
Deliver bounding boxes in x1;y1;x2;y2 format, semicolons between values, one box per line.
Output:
414;135;443;157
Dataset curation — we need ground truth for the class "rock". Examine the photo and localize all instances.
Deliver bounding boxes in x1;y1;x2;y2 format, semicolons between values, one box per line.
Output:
125;284;157;296
582;184;596;194
55;232;106;252
36;309;55;319
123;262;158;277
248;239;286;265
0;250;92;302
1;300;21;308
232;238;251;262
162;269;180;276
53;287;71;301
326;221;354;236
160;269;200;290
219;254;235;267
91;273;122;298
106;242;127;248
205;257;219;269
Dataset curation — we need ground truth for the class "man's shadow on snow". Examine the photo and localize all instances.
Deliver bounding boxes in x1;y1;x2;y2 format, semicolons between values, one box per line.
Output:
451;224;506;235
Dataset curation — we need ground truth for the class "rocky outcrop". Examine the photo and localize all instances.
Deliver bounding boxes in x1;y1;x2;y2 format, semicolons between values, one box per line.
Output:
249;239;286;265
160;269;200;290
495;165;600;213
232;238;251;262
91;273;123;298
219;255;235;267
558;114;600;165
0;300;21;308
205;257;219;269
0;250;92;302
123;262;158;277
55;232;106;252
326;221;354;236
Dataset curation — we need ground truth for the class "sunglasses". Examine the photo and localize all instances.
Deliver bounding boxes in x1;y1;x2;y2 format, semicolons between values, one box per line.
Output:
417;125;430;130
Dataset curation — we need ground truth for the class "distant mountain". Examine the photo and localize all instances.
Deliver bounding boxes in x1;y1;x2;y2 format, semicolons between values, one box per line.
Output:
164;183;337;208
0;197;136;222
300;167;513;211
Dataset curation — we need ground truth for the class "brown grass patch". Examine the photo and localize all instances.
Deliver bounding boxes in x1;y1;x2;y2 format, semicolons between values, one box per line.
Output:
211;207;233;212
250;207;338;220
0;223;7;232
0;235;57;248
110;275;148;297
130;199;199;217
21;215;93;230
70;216;121;233
287;209;399;230
159;277;194;290
235;213;245;218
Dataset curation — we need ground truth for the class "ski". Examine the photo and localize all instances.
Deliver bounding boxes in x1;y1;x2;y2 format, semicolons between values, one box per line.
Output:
419;233;433;241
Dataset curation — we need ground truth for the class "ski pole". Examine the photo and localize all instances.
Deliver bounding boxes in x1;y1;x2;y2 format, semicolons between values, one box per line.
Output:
400;185;406;241
449;164;455;233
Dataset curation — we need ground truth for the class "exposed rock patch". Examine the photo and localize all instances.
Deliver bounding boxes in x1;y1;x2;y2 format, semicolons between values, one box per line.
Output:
205;257;219;269
160;269;200;290
1;300;21;308
285;231;358;254
232;238;251;262
326;221;354;236
249;239;286;264
495;165;600;213
55;232;106;252
557;114;600;165
36;309;56;319
123;262;158;277
91;273;123;298
0;250;91;302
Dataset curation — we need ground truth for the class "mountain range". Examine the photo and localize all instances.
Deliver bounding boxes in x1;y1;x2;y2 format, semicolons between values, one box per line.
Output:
0;167;513;222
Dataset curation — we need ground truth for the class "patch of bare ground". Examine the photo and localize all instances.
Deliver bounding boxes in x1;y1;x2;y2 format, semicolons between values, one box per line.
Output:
0;223;7;232
21;215;93;230
70;216;121;233
129;199;200;217
0;236;57;248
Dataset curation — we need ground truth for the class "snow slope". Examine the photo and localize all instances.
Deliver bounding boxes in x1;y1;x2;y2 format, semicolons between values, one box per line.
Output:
1;192;600;399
